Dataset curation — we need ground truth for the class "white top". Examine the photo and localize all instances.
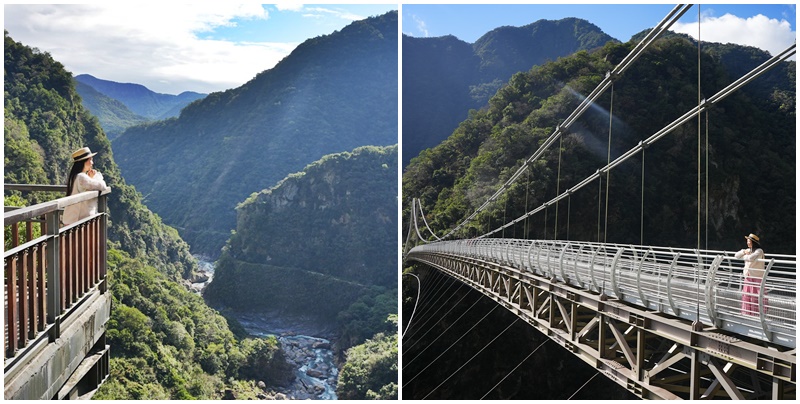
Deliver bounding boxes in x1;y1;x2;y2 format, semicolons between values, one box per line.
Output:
734;248;766;278
62;171;107;225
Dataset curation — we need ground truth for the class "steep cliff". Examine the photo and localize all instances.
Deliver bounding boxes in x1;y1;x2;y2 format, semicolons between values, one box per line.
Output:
205;145;397;319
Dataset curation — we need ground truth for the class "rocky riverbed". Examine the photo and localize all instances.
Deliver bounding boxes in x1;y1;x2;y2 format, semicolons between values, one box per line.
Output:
237;313;339;400
192;256;339;400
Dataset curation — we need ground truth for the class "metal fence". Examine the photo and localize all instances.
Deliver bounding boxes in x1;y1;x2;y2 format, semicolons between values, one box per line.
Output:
409;238;796;348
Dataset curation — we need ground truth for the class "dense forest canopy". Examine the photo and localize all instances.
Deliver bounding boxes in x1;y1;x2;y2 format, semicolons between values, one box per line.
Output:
403;35;795;254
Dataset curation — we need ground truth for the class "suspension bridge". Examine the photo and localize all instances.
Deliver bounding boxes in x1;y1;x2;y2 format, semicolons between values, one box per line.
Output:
402;5;796;400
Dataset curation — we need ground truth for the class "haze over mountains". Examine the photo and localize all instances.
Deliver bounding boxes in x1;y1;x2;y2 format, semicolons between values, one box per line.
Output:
403;18;615;167
112;11;398;257
74;74;206;140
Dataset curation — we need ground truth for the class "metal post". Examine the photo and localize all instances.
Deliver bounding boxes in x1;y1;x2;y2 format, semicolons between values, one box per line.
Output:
98;192;108;293
45;209;62;341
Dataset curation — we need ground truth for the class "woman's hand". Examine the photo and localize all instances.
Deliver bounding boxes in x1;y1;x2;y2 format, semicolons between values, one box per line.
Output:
87;169;96;178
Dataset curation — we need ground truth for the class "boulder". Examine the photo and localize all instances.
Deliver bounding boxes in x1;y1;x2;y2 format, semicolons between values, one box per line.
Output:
312;341;331;350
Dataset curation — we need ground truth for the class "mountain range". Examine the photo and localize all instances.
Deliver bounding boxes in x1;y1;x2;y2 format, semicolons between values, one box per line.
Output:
73;74;206;140
112;11;398;257
402;18;615;167
75;74;206;119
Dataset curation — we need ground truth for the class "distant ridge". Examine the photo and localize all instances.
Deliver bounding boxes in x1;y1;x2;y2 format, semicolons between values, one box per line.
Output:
75;73;206;120
403;17;615;167
73;79;149;139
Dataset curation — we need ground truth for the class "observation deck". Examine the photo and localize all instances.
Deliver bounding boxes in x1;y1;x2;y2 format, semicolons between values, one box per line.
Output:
4;184;111;400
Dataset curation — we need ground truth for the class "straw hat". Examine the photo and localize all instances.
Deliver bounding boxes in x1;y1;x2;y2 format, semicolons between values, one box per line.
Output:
71;147;98;162
744;233;760;243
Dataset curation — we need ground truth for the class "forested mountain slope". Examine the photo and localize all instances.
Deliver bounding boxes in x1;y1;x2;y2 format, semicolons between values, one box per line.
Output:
4;31;292;399
74;79;149;140
112;11;398;257
403;35;795;254
403;18;615;167
205;145;398;318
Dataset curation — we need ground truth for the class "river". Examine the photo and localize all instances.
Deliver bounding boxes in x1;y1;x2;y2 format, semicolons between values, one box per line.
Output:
193;256;339;400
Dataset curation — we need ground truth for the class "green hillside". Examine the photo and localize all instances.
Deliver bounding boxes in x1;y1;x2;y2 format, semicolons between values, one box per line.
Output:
74;80;149;140
205;145;398;318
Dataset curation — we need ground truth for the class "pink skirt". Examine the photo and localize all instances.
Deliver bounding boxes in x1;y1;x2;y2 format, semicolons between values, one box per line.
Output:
741;276;767;316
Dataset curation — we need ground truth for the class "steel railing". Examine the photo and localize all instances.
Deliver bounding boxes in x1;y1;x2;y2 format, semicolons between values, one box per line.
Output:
408;238;796;348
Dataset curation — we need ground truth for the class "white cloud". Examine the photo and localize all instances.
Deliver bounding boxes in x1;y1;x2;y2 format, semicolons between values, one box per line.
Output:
412;14;429;37
302;7;365;22
3;4;296;94
672;13;796;58
275;3;304;12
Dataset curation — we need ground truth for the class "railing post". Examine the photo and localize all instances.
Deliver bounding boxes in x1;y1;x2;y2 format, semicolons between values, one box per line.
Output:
45;208;62;342
98;191;108;293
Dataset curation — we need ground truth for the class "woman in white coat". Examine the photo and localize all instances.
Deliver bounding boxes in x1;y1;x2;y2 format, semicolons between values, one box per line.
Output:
62;147;107;225
734;233;766;315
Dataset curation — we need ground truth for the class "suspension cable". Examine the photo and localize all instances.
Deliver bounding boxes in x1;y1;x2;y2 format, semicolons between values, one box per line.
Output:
567;372;600;400
403;277;466;345
566;193;571;240
421;317;520;399
403;288;486;366
597;176;602;242
502;197;507;238
416;198;442;243
524;167;530;238
555;134;563;239
480;338;549;399
404;272;459;342
705;110;709;250
401;273;421;339
697;4;702;252
604;81;614;243
402;305;500;387
696;4;702;324
641;147;646;245
403;198;420;259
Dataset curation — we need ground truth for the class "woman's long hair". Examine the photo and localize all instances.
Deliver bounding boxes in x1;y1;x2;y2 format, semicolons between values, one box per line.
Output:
66;161;84;196
751;238;764;256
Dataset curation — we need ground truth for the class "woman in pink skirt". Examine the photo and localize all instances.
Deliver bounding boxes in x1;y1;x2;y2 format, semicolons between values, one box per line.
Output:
734;233;766;316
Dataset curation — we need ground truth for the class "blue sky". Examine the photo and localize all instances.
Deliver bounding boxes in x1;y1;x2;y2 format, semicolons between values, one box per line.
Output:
4;4;398;94
403;3;796;58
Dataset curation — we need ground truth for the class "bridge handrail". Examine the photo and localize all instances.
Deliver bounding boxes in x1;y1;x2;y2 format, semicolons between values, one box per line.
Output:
4;185;110;363
408;238;796;348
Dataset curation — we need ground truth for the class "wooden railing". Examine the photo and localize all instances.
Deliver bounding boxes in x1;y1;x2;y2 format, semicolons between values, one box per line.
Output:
4;184;109;361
